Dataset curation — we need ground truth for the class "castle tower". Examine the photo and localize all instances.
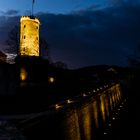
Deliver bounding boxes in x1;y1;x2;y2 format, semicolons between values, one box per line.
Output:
20;16;40;56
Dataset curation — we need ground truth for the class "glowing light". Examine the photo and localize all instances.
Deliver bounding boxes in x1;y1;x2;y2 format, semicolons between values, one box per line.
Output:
49;77;55;83
83;93;87;97
112;117;115;120
20;67;27;81
55;104;62;109
67;99;73;104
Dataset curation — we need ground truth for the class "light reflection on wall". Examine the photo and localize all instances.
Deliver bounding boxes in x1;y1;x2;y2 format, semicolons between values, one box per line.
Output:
100;95;106;122
22;83;123;140
112;93;115;107
62;84;123;140
107;84;122;110
117;84;122;101
109;93;113;110
77;105;91;140
93;100;99;128
105;95;109;117
62;110;81;140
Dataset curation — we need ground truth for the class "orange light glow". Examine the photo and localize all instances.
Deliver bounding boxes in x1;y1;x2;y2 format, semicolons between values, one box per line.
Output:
100;95;106;122
20;67;27;81
93;100;99;128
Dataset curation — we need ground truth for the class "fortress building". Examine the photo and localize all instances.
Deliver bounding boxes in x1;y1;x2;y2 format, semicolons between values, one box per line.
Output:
20;16;40;56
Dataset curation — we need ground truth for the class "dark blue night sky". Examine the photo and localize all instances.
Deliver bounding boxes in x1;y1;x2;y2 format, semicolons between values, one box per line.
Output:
0;0;140;68
0;0;110;14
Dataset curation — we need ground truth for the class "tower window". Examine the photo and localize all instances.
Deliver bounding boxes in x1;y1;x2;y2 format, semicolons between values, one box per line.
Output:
24;35;26;39
24;25;26;28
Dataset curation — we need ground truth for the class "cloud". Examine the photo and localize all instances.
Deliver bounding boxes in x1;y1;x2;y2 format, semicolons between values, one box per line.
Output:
107;0;140;7
5;10;19;16
0;1;140;68
0;10;19;16
37;2;140;68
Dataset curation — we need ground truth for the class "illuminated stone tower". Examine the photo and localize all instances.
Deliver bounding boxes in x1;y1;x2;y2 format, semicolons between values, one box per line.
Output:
20;16;40;56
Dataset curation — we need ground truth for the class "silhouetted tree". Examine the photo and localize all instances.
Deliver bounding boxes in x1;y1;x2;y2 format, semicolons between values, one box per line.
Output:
39;37;51;61
5;25;19;54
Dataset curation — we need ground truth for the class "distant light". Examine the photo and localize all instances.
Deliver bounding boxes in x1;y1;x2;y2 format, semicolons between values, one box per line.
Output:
109;123;111;126
93;90;96;92
112;117;115;120
20;67;27;81
55;104;61;109
104;132;107;135
83;93;87;97
49;77;55;83
67;99;73;104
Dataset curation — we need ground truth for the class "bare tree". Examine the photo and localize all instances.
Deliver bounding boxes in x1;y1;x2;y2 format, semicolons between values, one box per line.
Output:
40;37;49;58
6;25;19;54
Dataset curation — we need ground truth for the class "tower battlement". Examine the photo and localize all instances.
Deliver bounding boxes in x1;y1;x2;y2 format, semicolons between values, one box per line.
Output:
20;16;40;24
